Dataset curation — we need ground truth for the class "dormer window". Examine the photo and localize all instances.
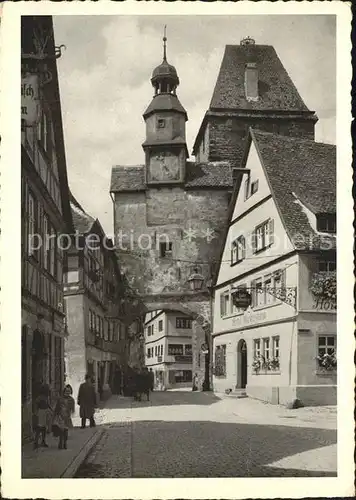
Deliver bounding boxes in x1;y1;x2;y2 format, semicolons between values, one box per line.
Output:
157;118;166;129
244;177;259;200
245;62;259;101
317;214;336;233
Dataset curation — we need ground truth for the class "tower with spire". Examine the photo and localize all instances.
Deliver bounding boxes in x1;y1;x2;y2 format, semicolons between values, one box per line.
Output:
142;27;188;185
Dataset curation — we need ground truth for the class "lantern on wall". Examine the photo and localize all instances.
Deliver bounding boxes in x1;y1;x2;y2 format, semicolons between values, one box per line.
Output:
187;267;204;291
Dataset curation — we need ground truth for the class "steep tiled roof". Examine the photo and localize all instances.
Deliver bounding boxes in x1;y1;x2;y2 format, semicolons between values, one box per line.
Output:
110;162;234;192
185;161;233;188
110;165;146;193
210;45;311;112
70;196;95;234
252;130;336;249
143;93;187;119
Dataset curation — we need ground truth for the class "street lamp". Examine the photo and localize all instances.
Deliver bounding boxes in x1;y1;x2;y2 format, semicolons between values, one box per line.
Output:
187;268;204;291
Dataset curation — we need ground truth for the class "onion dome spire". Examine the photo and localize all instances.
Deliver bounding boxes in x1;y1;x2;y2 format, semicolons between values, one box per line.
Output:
151;26;179;95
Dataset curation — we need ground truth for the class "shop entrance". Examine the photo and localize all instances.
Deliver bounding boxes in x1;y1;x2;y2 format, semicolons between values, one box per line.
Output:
237;339;247;389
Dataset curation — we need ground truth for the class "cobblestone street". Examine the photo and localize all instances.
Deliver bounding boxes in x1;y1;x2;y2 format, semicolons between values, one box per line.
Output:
76;391;337;478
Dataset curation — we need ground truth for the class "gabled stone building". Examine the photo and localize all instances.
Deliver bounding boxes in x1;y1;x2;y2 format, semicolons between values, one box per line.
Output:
110;36;319;390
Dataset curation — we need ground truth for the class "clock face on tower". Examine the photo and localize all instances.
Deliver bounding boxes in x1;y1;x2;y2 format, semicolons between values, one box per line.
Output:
149;151;180;182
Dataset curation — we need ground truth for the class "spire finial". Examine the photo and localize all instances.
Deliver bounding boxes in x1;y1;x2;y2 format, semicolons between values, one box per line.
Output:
163;25;167;61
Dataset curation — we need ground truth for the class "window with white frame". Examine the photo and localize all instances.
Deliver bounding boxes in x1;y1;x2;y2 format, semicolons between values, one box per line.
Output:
220;292;231;317
159;319;163;332
253;339;261;358
176;317;192;329
318;335;336;357
252;219;274;253
231;236;246;265
272;336;280;359
244;177;259;200
264;274;275;305
253;278;264;307
262;338;270;360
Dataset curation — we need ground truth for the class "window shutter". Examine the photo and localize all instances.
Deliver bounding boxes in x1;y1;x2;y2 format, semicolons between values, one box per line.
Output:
244;177;250;200
241;236;246;259
268;219;274;245
251;230;256;254
250;279;256;307
220;293;225;316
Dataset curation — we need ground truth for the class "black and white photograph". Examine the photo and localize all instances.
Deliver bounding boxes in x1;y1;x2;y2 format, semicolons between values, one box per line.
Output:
0;2;353;499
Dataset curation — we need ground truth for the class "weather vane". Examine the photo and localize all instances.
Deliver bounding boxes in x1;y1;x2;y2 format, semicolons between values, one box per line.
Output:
163;25;167;61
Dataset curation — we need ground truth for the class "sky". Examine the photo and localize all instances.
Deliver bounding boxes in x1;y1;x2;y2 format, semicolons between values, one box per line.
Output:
53;15;336;235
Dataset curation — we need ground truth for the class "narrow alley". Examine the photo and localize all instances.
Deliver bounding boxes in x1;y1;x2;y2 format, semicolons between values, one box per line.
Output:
75;391;337;478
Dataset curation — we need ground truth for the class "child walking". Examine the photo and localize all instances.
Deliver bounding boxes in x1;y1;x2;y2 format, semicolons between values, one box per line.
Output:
53;385;75;449
33;383;52;449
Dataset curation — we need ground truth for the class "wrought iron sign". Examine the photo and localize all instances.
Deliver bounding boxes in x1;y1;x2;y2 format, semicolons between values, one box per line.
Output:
232;286;297;309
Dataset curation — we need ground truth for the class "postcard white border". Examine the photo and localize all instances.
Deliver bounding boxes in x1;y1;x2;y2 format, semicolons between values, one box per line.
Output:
0;1;353;498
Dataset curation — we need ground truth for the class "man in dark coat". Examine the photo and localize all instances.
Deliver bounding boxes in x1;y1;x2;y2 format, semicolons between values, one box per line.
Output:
77;374;97;428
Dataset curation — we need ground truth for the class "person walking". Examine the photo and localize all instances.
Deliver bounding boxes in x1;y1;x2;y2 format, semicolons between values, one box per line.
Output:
33;383;52;449
52;385;75;449
77;374;97;428
149;368;154;392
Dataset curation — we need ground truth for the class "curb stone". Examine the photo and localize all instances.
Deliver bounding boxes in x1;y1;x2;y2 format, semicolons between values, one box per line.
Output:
60;428;104;478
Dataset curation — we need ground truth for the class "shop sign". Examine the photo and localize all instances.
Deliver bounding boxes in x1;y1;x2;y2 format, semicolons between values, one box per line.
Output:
313;297;336;311
21;74;39;125
232;289;252;309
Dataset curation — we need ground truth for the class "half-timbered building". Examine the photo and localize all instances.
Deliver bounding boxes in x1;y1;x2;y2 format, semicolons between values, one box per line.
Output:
21;16;73;439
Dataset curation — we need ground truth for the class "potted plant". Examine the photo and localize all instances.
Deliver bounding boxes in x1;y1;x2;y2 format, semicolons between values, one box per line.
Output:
310;271;336;302
251;357;261;373
267;357;280;371
316;350;337;371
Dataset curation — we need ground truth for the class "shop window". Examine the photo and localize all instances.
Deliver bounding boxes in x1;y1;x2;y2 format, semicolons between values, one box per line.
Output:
214;345;226;377
174;370;192;383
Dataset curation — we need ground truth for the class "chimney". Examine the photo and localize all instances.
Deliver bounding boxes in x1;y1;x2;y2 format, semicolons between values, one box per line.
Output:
245;62;259;101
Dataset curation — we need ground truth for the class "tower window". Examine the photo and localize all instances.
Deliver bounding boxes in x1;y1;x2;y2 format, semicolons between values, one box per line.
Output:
160;241;172;258
157;118;166;129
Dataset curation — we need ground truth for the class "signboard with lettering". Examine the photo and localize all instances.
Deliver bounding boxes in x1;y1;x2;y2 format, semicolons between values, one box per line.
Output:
21;74;39;125
232;290;252;309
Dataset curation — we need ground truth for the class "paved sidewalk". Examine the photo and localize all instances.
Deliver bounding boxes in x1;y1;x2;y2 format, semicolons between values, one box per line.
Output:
214;393;337;429
22;421;104;478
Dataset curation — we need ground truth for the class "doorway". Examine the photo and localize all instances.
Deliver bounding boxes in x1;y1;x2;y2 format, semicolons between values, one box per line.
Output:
237;339;247;389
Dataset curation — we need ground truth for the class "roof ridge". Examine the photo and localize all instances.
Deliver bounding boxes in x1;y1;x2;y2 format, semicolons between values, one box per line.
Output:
251;129;336;148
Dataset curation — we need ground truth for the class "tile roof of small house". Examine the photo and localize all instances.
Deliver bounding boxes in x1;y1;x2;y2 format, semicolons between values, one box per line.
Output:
185;161;233;188
110;165;146;193
210;45;312;112
70;194;96;234
110;161;234;192
251;129;336;250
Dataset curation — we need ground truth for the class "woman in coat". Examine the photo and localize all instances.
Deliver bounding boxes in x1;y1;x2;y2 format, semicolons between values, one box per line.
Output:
77;374;97;428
